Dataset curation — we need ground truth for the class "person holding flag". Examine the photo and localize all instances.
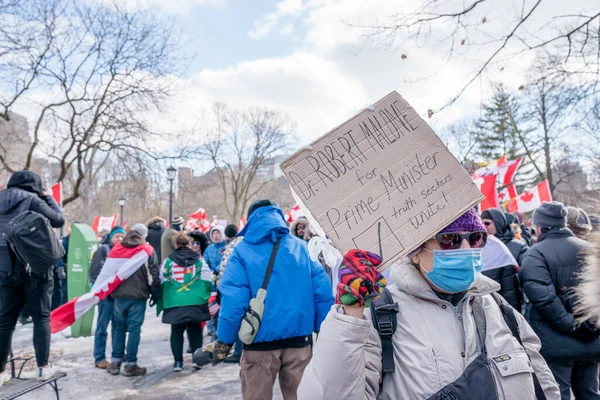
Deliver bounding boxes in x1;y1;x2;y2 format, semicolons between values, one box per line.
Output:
159;232;212;372
106;224;160;377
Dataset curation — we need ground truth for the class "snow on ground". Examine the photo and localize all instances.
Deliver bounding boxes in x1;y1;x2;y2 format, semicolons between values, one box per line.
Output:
9;305;283;399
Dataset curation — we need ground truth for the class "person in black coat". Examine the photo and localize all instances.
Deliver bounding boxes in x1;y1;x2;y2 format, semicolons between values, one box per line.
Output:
480;208;525;310
520;201;600;400
145;217;166;262
481;235;522;310
0;171;65;382
481;208;529;265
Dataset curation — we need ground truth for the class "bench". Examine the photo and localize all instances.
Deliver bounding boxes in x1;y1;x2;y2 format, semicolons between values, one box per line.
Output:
0;350;66;400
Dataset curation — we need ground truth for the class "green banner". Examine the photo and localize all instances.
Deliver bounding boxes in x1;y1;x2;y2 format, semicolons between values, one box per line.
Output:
67;223;99;337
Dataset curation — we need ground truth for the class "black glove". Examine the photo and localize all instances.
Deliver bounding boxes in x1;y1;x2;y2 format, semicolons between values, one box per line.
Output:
574;321;600;343
56;267;67;280
149;289;160;308
195;340;232;366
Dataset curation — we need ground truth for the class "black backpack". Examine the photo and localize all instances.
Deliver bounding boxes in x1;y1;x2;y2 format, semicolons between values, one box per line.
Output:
4;211;65;276
371;289;547;399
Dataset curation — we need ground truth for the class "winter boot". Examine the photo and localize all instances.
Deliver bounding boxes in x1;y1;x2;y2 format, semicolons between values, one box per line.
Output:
123;364;147;377
37;366;57;381
95;360;110;369
0;371;10;387
107;362;122;375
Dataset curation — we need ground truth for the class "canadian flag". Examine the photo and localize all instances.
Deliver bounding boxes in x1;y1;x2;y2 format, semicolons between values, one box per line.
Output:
50;243;153;333
188;208;211;232
474;157;522;186
474;174;499;211
507;180;552;213
498;183;518;203
185;218;198;231
189;208;207;221
91;214;118;233
51;182;62;206
285;204;302;223
239;216;247;230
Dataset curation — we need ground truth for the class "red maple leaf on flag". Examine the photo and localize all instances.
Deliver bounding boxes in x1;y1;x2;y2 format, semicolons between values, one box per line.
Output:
498;192;506;200
521;191;534;202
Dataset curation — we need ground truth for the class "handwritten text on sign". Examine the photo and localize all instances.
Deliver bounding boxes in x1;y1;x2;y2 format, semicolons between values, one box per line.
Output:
281;91;483;269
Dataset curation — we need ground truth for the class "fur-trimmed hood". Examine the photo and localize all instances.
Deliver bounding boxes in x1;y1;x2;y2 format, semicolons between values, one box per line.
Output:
576;233;600;325
290;217;314;241
145;216;166;229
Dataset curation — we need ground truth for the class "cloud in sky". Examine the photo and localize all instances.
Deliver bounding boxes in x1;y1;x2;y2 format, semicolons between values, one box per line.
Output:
106;0;225;13
249;0;303;39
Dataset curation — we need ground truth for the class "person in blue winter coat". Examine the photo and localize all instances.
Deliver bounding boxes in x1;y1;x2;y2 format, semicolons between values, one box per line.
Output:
204;226;226;273
203;225;226;340
203;200;334;400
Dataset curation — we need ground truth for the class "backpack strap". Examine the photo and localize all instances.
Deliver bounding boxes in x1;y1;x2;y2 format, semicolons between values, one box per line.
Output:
491;293;547;400
370;288;399;374
261;236;282;291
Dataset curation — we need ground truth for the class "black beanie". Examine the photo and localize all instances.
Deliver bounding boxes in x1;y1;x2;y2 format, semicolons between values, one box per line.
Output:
533;201;567;229
247;199;275;217
225;224;238;238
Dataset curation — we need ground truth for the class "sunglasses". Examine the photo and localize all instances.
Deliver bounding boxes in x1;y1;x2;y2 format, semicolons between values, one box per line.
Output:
435;231;488;250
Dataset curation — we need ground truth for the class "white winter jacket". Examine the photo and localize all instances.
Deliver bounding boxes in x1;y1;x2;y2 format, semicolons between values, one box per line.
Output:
298;262;560;400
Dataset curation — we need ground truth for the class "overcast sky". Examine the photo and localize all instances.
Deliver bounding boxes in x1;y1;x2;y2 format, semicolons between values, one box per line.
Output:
11;0;597;171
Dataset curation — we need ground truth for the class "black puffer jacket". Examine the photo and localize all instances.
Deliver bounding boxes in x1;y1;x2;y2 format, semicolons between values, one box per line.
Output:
519;228;600;363
482;208;529;265
482;266;521;310
0;171;64;283
145;217;166;262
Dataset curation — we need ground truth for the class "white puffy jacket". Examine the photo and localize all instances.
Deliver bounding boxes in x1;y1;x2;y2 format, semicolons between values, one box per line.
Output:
298;262;560;400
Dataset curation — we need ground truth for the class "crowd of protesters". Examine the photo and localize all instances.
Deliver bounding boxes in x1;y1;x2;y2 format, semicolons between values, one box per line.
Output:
3;169;600;400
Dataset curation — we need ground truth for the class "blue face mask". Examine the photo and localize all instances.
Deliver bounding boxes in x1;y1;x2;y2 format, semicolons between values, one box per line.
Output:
421;248;483;293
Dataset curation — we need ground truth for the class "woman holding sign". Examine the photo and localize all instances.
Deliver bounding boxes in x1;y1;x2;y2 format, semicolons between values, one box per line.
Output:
298;208;560;400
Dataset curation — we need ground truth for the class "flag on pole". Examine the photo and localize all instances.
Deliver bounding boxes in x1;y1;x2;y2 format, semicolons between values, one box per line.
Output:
50;242;153;333
91;214;118;233
51;182;62;206
239;216;247;230
474;157;522;186
498;183;518;203
507;180;552;213
189;208;207;221
474;174;499;211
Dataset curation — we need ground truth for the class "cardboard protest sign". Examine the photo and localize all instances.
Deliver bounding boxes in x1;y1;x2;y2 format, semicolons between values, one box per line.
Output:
281;91;484;270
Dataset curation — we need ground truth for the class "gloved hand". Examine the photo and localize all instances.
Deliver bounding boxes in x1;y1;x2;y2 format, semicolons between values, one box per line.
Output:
149;289;160;308
574;321;600;343
56;267;67;280
336;250;387;308
196;340;232;366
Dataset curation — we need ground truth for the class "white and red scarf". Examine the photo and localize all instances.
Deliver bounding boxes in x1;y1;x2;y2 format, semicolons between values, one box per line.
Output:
50;242;153;333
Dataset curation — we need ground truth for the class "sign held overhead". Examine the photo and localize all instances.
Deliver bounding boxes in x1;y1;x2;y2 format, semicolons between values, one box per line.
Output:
281;91;483;270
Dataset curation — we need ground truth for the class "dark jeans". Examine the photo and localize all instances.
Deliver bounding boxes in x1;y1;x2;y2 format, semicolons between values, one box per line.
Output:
171;323;203;363
0;273;53;372
94;298;115;364
547;361;600;400
51;274;65;311
234;338;243;357
111;298;146;366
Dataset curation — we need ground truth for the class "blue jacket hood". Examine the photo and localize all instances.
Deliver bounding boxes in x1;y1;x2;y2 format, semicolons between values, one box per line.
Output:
239;205;289;244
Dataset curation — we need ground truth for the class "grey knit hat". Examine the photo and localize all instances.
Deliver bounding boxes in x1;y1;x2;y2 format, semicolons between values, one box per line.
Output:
533;201;567;229
131;223;148;238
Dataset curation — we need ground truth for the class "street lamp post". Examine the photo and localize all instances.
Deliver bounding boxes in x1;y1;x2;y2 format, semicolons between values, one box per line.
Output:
167;166;176;224
118;195;126;226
